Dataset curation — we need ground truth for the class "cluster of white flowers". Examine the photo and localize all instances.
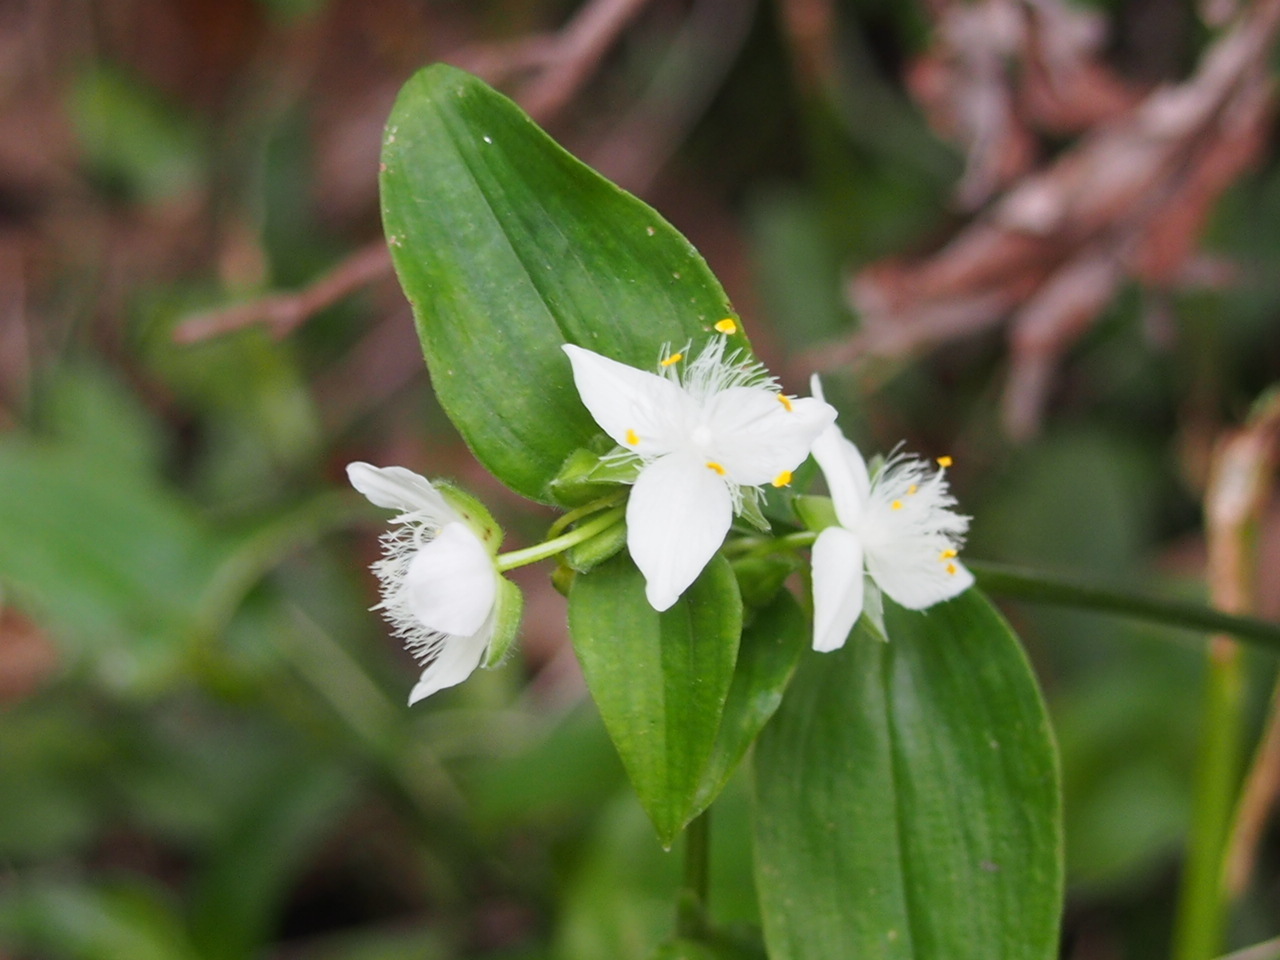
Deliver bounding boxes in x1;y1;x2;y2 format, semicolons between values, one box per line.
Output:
350;326;972;702
561;337;835;611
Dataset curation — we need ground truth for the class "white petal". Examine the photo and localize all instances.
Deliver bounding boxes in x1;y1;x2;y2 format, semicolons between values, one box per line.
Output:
562;344;691;454
402;522;497;635
702;389;836;486
626;452;733;611
811;526;865;652
407;627;490;704
867;550;974;610
808;374;826;402
348;462;452;517
810;426;871;530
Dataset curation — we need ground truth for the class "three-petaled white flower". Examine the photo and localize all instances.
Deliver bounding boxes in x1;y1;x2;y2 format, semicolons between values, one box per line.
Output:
563;336;837;611
347;461;503;704
808;377;973;652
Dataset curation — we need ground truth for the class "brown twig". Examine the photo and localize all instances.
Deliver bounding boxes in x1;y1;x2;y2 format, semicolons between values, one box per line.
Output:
173;240;392;343
1222;390;1280;896
802;0;1280;438
174;0;662;346
517;0;657;123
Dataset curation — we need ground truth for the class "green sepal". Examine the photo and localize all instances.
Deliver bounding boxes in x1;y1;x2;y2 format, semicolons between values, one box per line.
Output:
483;576;524;668
731;555;801;610
861;581;887;642
565;514;629;573
551;563;575;597
435;481;503;555
737;488;772;534
792;494;838;533
549;446;640;507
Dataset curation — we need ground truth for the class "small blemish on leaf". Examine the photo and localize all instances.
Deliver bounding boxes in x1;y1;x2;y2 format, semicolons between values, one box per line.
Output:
482;135;492;144
672;271;681;279
646;226;655;236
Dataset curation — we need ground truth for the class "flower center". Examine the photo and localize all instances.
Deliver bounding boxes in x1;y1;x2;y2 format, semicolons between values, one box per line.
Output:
691;425;713;448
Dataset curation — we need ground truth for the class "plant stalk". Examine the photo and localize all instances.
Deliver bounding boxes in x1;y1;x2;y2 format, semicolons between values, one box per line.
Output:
496;506;625;571
1172;396;1278;960
676;809;711;940
968;562;1280;653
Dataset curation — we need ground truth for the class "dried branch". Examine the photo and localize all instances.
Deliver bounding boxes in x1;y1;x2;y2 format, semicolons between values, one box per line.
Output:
1222;390;1280;896
173;240;391;343
516;0;656;123
807;0;1280;438
175;0;662;345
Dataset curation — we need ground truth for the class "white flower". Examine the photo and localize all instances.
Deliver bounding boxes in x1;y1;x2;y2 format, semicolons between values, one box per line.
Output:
347;462;500;704
563;337;836;611
808;377;973;652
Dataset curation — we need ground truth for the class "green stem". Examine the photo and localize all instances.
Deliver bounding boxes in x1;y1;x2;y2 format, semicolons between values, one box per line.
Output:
544;490;626;541
495;506;625;572
1174;636;1246;960
968;562;1280;653
676;809;711;940
723;529;816;559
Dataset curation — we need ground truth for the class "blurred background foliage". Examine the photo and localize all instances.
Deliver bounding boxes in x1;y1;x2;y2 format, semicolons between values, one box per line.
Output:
1;0;1279;957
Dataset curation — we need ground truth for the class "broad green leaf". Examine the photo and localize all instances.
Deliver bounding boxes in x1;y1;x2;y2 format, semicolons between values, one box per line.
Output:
693;590;807;815
651;935;767;960
0;880;201;960
753;591;1062;960
380;64;745;502
569;553;742;846
0;441;220;693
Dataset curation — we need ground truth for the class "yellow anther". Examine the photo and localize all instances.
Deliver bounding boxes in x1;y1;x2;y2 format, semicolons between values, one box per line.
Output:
772;470;793;488
705;461;726;475
626;429;640;446
777;393;794;412
715;318;738;334
907;484;918;495
937;456;953;468
660;352;683;367
891;499;904;511
946;562;958;575
940;549;958;560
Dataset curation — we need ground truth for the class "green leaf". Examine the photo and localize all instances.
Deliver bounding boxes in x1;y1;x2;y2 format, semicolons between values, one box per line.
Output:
569;553;742;846
0;880;201;960
0;441;221;694
69;64;205;204
693;590;807;815
188;760;355;960
651;934;767;960
753;591;1062;960
380;64;745;502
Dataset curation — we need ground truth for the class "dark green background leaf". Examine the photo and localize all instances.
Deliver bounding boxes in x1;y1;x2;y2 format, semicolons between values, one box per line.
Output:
693;590;807;815
380;64;746;501
753;591;1062;959
569;553;742;847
